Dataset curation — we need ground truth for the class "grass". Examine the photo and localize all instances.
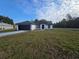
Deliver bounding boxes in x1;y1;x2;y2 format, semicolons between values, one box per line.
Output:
0;29;16;32
0;28;79;59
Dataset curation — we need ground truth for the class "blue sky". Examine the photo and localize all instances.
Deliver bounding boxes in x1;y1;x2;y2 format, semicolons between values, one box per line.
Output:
0;0;79;23
0;0;37;23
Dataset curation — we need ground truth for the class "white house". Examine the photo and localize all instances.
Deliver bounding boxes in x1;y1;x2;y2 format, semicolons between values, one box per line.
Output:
0;22;14;30
16;20;53;31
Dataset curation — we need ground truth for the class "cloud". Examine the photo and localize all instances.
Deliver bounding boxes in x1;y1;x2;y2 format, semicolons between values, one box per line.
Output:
35;0;79;23
16;0;79;23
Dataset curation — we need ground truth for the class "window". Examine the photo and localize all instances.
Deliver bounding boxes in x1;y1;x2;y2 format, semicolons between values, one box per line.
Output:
48;25;50;28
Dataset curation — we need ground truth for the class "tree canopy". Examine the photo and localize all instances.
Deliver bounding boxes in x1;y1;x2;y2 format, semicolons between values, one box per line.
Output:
0;15;14;24
53;14;79;28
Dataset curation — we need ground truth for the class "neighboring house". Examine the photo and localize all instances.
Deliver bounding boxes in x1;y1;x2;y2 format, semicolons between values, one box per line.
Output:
0;22;14;30
16;20;53;30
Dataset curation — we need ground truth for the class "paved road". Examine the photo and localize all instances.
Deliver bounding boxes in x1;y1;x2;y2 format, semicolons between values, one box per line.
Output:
0;31;26;37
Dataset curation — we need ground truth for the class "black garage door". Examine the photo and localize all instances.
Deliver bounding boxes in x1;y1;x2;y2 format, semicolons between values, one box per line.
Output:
18;25;31;30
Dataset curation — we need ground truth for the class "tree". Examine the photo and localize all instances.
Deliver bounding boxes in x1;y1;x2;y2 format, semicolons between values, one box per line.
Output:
66;14;73;20
53;16;79;28
0;15;14;24
35;19;38;22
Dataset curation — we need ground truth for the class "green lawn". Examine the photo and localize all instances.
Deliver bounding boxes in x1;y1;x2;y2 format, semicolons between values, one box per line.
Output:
0;28;79;59
0;29;16;32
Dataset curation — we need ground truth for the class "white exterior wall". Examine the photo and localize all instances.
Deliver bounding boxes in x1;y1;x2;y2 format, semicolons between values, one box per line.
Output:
50;25;53;29
40;24;48;30
31;25;36;30
40;24;53;30
15;25;19;30
0;23;14;30
45;25;48;29
3;25;13;30
40;24;43;30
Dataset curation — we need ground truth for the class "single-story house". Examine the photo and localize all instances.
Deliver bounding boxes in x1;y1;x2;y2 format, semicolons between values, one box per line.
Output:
16;20;53;30
0;22;14;30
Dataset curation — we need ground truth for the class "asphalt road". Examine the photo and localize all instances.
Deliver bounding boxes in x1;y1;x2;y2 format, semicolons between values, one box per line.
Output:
0;31;26;37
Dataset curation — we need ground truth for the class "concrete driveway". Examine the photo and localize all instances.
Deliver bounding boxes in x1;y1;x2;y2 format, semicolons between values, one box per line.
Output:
0;31;26;37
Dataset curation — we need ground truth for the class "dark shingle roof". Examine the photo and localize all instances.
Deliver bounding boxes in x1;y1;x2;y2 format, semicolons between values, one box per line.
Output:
16;21;33;25
16;20;53;25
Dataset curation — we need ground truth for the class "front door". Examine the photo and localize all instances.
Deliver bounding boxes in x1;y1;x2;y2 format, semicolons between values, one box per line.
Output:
42;25;44;29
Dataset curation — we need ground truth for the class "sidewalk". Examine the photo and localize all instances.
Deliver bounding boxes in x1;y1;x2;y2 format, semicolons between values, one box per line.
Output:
0;31;26;37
